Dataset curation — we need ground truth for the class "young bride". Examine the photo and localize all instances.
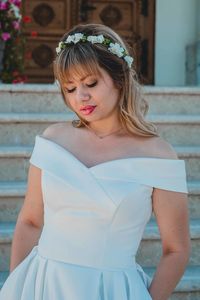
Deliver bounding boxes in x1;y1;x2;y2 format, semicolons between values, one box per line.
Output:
0;23;190;300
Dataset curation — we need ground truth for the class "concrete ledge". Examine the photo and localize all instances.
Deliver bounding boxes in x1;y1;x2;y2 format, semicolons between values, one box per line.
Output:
147;114;200;124
0;83;59;93
0;146;32;157
143;86;200;95
175;146;200;158
0;112;200;124
0;181;26;197
0;84;200;95
0;271;8;289
0;112;73;123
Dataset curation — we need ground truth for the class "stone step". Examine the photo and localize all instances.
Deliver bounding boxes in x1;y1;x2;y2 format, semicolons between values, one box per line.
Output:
1;84;200;115
0;219;199;272
147;114;200;146
0;271;7;290
1;113;200;124
0;145;199;181
0;181;25;222
146;86;200;115
0;180;199;223
1;266;200;299
0;84;68;113
0;112;200;146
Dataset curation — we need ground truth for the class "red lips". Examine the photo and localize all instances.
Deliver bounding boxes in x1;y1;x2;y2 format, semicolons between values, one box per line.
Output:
80;105;97;115
80;105;96;111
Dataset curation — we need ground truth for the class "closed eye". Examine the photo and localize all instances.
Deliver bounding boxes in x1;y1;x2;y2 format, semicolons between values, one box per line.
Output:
65;81;97;93
66;87;76;93
87;81;97;88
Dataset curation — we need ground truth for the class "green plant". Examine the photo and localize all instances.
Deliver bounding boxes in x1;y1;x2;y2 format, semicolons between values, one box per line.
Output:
0;0;26;83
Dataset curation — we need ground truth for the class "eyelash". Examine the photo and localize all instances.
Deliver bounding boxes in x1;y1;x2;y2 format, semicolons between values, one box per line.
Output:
66;81;97;93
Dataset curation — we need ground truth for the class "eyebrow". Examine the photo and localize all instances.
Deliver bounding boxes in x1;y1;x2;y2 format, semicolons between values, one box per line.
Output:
66;75;93;84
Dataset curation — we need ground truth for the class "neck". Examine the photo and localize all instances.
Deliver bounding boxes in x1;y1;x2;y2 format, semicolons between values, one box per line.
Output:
86;116;122;135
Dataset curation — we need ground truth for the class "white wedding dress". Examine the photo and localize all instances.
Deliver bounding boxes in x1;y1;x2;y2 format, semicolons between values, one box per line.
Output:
0;135;188;300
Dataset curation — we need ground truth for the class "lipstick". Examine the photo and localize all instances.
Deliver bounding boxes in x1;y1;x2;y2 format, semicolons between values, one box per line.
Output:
80;105;96;115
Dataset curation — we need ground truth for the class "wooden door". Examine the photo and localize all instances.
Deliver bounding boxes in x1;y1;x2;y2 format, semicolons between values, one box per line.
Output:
22;0;155;84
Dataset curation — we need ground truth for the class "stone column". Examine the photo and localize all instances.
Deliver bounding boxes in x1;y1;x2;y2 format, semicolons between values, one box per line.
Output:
185;0;200;86
196;0;200;85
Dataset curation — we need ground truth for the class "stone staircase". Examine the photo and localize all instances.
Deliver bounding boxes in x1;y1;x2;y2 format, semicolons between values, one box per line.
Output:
0;84;200;299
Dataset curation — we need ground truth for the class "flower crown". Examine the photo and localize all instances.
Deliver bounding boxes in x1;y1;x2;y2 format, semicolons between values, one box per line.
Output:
56;33;134;68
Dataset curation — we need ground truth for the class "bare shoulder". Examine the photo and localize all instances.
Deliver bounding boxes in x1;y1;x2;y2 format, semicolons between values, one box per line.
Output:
41;121;73;141
143;135;178;160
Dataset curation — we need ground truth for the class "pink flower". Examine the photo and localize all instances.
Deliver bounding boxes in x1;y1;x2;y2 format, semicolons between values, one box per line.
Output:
1;33;11;41
12;20;20;30
0;2;8;10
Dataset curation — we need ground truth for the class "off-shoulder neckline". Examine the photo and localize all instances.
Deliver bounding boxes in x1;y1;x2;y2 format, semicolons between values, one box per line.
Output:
36;135;185;170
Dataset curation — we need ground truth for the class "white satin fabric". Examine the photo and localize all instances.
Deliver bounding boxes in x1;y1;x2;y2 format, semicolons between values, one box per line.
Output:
0;135;188;300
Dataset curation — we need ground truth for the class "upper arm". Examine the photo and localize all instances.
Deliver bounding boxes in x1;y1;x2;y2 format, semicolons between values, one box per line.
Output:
152;189;190;255
151;138;190;255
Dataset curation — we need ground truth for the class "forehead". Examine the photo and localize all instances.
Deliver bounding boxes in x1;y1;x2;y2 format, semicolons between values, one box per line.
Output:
66;74;96;84
61;62;102;84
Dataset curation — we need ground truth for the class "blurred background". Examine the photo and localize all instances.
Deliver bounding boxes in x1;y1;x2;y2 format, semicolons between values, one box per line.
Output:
1;0;200;86
0;2;200;299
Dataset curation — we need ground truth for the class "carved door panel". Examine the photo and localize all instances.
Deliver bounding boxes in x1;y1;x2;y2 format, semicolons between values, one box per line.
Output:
78;0;155;84
22;0;155;84
22;0;76;83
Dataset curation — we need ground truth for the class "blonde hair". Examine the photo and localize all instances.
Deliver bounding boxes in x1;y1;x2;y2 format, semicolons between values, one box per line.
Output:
53;23;158;137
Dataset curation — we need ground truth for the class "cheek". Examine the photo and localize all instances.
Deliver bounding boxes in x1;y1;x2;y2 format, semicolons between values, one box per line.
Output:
97;85;119;106
64;94;76;110
108;87;120;104
97;83;115;98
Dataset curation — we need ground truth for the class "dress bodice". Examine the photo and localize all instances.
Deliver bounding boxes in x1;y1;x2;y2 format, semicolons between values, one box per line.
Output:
29;135;188;270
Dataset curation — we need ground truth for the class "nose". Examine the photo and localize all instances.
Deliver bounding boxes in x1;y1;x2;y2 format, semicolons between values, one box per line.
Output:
76;85;91;102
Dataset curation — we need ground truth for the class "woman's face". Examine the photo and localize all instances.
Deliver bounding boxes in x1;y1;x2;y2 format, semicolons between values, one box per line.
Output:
62;66;121;122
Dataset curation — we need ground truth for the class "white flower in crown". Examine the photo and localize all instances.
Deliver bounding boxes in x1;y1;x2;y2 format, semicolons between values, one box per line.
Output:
87;34;105;44
55;33;134;68
10;3;21;20
124;55;134;68
65;33;84;44
56;41;63;54
108;42;124;58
